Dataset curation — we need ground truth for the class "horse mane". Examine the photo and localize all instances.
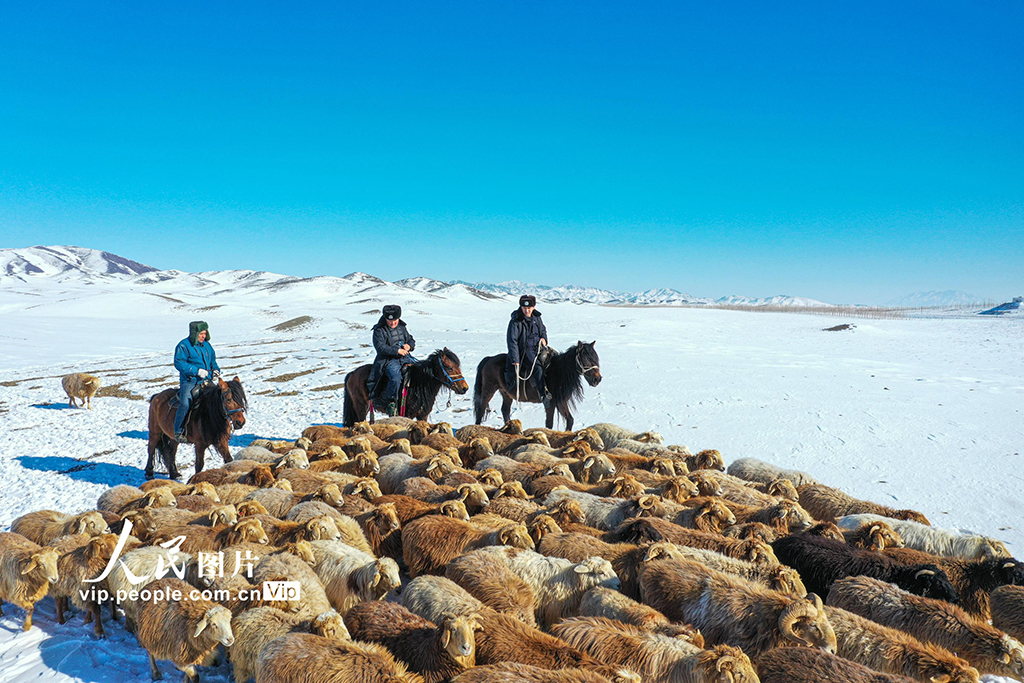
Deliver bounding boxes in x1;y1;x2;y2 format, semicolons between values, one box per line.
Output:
545;344;589;411
194;379;246;444
404;349;454;418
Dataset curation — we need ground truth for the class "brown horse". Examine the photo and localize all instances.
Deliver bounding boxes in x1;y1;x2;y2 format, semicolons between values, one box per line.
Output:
473;341;601;430
146;376;247;480
342;348;469;426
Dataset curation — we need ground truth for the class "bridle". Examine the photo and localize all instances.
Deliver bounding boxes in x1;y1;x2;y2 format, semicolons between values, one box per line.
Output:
436;354;466;388
576;350;600;376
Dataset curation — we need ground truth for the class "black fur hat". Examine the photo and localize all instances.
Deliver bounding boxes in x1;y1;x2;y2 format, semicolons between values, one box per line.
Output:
519;295;537;307
382;305;402;321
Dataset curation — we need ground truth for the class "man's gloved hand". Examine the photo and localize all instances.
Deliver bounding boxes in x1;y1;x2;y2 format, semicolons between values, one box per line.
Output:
212;370;221;379
197;368;209;379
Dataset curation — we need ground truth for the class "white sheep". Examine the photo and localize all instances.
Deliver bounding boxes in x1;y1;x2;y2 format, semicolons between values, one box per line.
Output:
471;545;619;629
543;489;663;531
727;458;818;487
836;514;1010;561
586;423;664;451
308;539;401;615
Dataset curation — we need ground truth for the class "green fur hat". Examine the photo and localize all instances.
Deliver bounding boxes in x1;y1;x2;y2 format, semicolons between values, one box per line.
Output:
188;320;210;344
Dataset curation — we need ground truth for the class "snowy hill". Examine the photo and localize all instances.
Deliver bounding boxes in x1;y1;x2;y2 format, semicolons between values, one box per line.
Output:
980;296;1024;316
887;290;992;308
1;246;835;308
0;245;156;283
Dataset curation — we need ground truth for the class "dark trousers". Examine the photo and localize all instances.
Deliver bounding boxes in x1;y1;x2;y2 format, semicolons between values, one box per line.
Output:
173;379;199;434
506;358;545;396
383;359;404;402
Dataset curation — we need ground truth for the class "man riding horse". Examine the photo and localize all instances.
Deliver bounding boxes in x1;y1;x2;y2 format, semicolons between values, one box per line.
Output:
173;320;221;443
507;294;551;407
367;304;416;416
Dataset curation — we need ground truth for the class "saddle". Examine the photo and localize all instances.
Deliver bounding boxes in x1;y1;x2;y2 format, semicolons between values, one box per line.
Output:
168;380;212;424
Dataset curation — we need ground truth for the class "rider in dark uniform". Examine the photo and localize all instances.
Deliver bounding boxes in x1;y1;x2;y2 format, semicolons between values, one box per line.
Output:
367;304;416;416
506;294;549;402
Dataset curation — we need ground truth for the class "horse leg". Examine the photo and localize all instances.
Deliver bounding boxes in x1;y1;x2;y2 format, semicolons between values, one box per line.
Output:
500;392;514;425
193;442;207;475
475;378;500;425
215;435;232;465
557;402;574;431
145;435;159;480
161;437;180;480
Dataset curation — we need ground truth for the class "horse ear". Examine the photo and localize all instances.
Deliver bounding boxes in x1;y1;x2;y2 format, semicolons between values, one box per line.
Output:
590;341;596;347
233;376;240;383
577;341;584;348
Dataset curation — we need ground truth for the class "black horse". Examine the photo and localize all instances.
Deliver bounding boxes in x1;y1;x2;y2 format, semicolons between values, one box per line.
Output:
342;348;470;426
146;377;248;480
474;341;601;430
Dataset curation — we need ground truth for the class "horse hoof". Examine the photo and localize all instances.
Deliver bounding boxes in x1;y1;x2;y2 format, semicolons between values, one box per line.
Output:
144;470;154;480
169;472;182;481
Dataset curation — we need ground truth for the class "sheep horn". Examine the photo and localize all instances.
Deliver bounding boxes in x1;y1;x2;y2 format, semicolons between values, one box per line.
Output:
1004;562;1017;569
778;600;818;641
914;569;936;579
715;655;736;672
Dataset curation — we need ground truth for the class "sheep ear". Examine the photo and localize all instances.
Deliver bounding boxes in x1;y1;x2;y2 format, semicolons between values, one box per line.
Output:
426;461;438;472
77;518;89;534
371;571;382;588
193;615;209;638
930;675;952;683
998;652;1011;665
914;569;936;579
638;496;655;509
583;457;595;468
574;563;591;574
20;558;38;575
1004;562;1016;569
440;624;452;648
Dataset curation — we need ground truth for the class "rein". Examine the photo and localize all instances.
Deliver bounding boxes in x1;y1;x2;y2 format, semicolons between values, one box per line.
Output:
576;352;600;375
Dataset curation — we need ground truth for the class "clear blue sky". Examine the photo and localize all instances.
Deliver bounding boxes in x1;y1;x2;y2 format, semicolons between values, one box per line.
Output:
1;2;1021;304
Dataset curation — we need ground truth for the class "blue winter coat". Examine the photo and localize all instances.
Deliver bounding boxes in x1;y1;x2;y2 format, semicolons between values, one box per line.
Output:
174;338;221;382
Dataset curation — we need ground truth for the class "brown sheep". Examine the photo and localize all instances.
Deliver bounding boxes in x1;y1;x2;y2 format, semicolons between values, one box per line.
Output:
527;515;564;544
827;575;1024;678
844;520;905;551
255;632;425;683
133;577;235;683
552;617;758;683
51;532;119;637
400;576;636;682
451;663;621;682
991;585;1024;644
687;470;724;497
446;549;539;627
825;604;980;683
757;647;917;683
235;500;268;518
609;518;779;565
62;372;101;408
577;586;705;643
344;601;479;683
798;483;931;525
664;543;807;597
373;495;471;525
672;498;737;534
252;515;342;547
302;423;351;442
229;608;349;683
11;509;109;546
685;449;726;472
714;498;814;534
640;556;837;656
651;476;701;504
402;515;535;576
805;521;847;542
722;522;778;544
0;532;59;630
149;517;270;553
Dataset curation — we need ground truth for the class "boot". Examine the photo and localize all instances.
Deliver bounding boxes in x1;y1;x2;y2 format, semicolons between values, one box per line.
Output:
174;432;189;444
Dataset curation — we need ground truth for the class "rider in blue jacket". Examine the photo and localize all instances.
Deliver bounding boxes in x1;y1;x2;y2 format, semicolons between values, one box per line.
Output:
173;321;220;442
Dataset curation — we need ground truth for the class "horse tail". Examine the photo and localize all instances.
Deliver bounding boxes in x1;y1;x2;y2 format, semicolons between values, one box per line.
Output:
155;433;176;473
342;372;358;428
473;356;490;424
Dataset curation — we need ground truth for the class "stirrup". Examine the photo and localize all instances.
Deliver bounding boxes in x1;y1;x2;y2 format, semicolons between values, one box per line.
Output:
386;401;399;417
174;432;189;444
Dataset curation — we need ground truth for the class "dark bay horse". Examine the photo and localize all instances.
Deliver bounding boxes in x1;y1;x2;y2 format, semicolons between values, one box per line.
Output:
474;341;601;430
342;348;469;427
146;376;247;480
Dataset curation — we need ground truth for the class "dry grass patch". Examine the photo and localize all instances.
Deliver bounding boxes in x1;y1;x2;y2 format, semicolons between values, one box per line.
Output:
268;316;316;332
310;383;346;392
95;384;145;401
265;367;324;383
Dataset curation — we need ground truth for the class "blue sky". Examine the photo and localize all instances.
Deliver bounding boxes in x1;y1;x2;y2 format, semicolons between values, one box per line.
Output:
1;2;1021;304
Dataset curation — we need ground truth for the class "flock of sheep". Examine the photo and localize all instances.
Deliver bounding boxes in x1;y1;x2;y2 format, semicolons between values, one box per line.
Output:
1;417;1023;683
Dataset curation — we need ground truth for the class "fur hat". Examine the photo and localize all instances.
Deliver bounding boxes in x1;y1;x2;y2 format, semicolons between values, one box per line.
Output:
519;295;537;307
188;321;210;344
382;305;402;321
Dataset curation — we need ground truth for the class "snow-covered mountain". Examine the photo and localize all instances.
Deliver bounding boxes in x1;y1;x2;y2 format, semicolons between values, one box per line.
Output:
0;245;156;282
0;245;842;309
886;290;992;308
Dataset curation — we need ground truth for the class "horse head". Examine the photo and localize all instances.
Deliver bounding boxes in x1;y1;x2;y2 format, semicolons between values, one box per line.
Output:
436;348;470;395
576;341;602;387
219;377;247;430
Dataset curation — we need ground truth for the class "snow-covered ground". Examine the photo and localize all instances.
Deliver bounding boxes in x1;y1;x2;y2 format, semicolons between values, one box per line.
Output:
0;257;1021;682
